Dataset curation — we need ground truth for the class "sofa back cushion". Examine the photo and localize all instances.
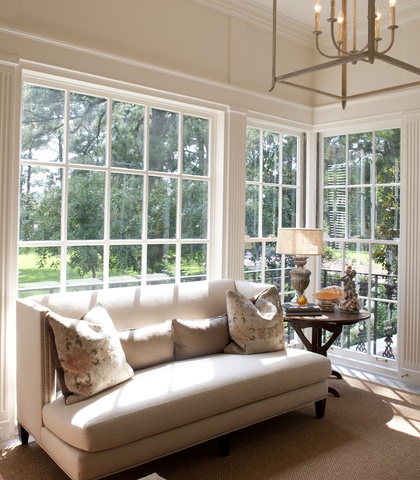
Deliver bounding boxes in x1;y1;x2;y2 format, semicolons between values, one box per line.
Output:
119;320;175;370
172;315;230;360
29;279;237;331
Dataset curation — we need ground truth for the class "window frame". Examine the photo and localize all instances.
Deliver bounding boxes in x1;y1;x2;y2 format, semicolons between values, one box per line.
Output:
318;121;401;373
244;119;306;295
18;73;221;295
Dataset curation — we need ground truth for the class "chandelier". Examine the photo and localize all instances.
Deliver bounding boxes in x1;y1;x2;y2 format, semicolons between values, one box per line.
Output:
269;0;420;109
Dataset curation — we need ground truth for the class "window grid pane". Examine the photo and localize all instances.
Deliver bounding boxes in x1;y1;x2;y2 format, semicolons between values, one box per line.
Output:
111;100;145;170
18;83;212;296
69;93;107;166
21;85;65;163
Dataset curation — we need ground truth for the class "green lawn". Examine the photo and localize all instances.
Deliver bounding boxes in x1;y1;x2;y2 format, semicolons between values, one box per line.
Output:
18;249;95;284
18;248;206;299
18;250;61;284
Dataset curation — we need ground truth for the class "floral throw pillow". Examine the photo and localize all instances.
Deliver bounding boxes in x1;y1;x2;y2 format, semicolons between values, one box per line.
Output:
224;286;285;354
47;303;134;405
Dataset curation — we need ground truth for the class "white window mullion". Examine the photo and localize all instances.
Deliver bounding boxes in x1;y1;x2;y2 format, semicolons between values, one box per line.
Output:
176;113;184;283
141;106;150;286
102;97;112;289
176;174;182;283
278;133;283;229
344;134;350;241
259;128;264;238
297;133;303;227
60;89;70;292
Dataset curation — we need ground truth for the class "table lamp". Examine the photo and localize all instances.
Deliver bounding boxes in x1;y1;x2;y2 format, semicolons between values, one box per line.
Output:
276;228;324;305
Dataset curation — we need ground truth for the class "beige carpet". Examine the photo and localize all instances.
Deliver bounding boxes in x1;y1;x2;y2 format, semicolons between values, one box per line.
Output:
1;375;420;480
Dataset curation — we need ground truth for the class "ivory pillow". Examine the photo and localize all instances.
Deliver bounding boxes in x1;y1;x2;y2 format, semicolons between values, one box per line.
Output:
119;320;175;370
224;286;285;354
47;303;134;405
172;315;229;360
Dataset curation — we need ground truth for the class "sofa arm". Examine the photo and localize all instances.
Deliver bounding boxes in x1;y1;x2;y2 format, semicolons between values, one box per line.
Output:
16;299;57;443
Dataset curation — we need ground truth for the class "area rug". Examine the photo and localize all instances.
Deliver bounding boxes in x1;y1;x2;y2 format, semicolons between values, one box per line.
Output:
1;375;419;480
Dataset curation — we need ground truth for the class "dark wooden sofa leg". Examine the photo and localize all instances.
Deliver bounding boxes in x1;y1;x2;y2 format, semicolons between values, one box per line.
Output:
218;433;232;456
315;398;327;419
18;423;29;445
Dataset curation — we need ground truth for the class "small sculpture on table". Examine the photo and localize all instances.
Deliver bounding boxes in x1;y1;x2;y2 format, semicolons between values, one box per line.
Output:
339;265;360;313
314;285;344;311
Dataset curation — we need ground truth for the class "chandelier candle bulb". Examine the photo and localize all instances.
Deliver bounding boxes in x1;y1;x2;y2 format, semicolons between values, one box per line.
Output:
314;0;321;31
330;0;336;20
389;0;396;27
375;5;381;39
337;10;344;43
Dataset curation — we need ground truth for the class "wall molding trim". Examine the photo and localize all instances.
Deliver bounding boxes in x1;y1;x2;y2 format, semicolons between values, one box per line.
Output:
0;25;313;127
0;59;21;441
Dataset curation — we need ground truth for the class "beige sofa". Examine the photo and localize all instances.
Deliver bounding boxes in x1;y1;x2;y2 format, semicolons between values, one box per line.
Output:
16;279;331;480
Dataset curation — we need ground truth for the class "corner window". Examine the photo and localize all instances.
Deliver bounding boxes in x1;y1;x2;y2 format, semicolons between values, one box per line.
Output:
322;129;400;362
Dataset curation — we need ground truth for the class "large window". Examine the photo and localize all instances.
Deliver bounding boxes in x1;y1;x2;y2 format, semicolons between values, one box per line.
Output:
243;125;301;299
18;83;212;296
322;129;400;364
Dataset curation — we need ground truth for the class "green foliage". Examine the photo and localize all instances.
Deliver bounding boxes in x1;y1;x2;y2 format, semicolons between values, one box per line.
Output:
149;108;179;173
112;101;145;169
322;245;336;261
68;246;103;279
183;115;209;176
69;93;107;165
21;85;65;162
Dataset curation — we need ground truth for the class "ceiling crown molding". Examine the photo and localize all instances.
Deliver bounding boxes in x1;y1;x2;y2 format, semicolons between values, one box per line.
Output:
193;0;420;48
192;0;313;47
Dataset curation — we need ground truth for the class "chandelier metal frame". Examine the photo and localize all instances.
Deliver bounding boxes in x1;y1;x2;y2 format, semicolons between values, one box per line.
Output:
269;0;420;109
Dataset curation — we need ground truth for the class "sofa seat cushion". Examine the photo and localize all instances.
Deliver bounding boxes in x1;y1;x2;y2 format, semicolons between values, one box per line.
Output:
42;348;330;453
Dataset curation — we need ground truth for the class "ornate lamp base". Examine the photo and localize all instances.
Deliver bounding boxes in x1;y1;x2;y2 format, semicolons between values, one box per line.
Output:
290;256;311;305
